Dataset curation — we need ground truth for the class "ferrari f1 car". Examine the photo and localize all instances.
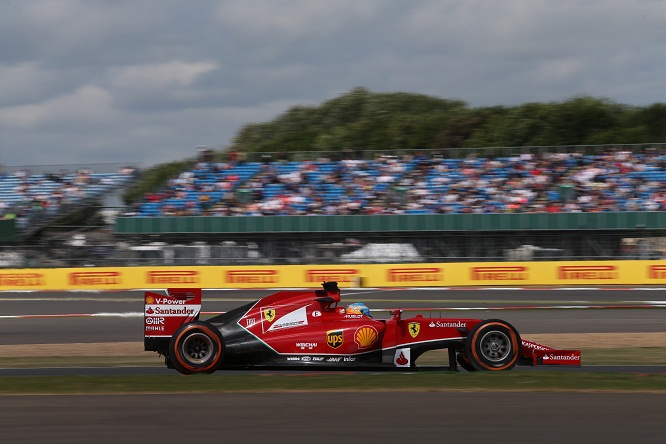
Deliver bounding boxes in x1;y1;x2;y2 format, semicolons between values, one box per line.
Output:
144;282;581;374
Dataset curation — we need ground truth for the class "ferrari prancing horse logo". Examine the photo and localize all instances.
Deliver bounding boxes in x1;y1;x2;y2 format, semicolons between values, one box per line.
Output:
263;308;276;322
408;322;420;338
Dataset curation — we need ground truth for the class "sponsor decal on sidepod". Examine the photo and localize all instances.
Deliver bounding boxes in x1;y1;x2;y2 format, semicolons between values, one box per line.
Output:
354;326;378;348
327;330;344;349
428;321;466;328
267;306;308;331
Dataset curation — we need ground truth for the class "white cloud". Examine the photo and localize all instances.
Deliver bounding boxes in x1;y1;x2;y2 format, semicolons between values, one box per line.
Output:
112;61;218;90
0;85;114;128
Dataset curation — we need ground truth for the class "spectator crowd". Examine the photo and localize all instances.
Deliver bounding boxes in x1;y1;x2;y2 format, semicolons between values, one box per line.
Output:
125;147;666;217
1;166;136;227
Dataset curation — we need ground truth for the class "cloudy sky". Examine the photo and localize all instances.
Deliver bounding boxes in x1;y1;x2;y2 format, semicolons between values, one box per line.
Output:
1;0;665;169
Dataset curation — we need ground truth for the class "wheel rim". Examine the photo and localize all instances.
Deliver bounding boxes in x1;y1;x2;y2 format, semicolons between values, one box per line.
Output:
479;330;511;362
180;332;214;364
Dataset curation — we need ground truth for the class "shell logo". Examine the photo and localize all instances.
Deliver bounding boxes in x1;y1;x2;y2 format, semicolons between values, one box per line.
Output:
354;326;378;349
145;296;154;304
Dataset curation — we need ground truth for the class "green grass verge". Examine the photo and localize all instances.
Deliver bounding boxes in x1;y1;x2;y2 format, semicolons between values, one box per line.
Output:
0;356;160;369
0;372;664;395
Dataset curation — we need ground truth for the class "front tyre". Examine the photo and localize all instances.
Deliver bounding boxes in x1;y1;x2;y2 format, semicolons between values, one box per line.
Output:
465;319;521;371
169;322;224;374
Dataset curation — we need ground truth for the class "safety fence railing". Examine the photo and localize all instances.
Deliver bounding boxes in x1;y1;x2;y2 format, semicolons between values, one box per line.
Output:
2;231;662;268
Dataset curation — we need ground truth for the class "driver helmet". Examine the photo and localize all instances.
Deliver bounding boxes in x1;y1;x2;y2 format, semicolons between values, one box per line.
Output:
346;302;372;318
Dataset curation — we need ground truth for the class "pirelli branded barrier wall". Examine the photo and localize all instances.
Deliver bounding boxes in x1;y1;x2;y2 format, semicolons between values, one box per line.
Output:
2;261;666;291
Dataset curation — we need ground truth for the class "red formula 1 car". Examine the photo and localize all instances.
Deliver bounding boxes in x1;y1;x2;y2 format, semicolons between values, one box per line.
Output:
144;282;581;374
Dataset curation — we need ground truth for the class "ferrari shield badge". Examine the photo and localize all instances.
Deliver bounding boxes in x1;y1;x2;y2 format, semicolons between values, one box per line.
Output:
263;308;276;323
408;322;420;338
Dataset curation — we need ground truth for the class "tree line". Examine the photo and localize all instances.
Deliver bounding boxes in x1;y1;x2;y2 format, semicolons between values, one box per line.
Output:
231;87;666;153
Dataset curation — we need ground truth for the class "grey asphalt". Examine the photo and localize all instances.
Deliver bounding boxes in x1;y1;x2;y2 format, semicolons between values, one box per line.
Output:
0;392;664;444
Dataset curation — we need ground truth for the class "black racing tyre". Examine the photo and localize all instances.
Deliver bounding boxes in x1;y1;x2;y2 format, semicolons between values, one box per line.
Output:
464;319;521;371
169;321;224;375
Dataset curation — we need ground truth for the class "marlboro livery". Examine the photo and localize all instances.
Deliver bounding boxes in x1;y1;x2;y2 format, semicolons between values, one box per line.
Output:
144;282;581;374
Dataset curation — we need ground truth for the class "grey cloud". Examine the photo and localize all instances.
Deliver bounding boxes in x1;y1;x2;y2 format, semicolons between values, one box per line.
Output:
1;0;666;168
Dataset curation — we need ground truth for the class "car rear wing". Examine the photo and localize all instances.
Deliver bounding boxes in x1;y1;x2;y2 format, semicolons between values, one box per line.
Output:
144;288;202;340
521;339;581;366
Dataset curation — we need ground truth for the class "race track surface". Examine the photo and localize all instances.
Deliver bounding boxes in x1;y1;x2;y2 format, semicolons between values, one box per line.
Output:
1;287;665;443
1;287;665;374
1;392;665;444
1;287;666;343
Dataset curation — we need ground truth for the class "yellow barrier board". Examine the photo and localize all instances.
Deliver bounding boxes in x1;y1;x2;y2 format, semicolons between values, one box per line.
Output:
0;261;665;291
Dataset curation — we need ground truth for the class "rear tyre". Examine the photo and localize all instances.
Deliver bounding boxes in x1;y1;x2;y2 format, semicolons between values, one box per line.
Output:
465;319;521;371
169;321;224;374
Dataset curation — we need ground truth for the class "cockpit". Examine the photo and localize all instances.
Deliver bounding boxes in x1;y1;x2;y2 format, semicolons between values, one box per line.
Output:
314;281;342;311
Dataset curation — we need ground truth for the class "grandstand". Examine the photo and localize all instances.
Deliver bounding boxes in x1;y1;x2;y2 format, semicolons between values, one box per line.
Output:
0;164;137;238
3;145;666;267
128;147;666;217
